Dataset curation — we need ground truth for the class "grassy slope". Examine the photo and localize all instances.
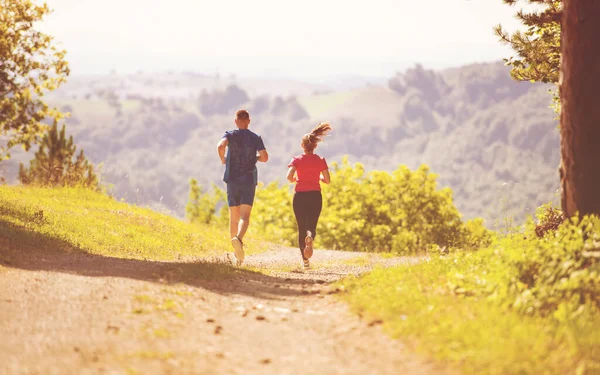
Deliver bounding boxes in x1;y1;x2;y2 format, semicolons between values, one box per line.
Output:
0;186;264;261
339;250;600;375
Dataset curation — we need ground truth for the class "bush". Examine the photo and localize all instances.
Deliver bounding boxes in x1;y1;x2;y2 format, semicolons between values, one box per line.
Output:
442;215;600;318
319;158;487;253
251;181;297;244
508;216;600;316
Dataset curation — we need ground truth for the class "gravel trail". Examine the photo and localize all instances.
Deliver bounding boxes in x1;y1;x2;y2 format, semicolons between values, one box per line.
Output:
0;244;448;375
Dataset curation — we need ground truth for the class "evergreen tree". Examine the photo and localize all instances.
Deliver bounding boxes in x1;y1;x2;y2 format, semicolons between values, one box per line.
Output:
559;0;600;218
495;0;561;112
494;0;561;84
19;121;98;189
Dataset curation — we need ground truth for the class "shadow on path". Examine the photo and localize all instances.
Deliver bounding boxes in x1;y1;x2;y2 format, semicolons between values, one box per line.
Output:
0;221;321;300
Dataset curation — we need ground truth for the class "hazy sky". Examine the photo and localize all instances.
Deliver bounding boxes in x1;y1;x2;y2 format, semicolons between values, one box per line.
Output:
40;0;526;80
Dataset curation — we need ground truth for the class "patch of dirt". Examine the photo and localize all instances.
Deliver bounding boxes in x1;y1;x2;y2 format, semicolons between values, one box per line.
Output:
0;243;448;375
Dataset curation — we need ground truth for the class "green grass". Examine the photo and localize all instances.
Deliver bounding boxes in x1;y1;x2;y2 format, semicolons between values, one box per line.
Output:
0;186;265;260
339;250;600;375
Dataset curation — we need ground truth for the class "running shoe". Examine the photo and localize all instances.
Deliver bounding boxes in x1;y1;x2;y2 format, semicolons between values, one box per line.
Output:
304;231;314;259
303;259;310;270
231;236;244;266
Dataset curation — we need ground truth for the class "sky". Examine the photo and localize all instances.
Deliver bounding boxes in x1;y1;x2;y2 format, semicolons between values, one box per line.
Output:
39;0;527;80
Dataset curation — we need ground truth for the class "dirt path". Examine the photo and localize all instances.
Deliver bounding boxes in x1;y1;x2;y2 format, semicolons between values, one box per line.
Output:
0;244;447;375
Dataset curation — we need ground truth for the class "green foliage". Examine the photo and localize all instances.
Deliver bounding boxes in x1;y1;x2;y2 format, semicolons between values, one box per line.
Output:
0;0;70;158
251;181;297;244
495;0;562;117
432;215;600;318
506;217;600;317
185;178;217;225
494;0;561;84
191;158;492;254
340;216;600;374
18;121;98;189
528;202;564;238
461;217;496;249
319;157;483;253
185;179;297;244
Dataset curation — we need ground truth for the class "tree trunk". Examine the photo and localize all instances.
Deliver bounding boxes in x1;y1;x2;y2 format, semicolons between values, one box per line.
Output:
560;0;600;217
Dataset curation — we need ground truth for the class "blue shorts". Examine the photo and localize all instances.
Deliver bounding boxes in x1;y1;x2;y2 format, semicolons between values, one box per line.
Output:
227;182;256;207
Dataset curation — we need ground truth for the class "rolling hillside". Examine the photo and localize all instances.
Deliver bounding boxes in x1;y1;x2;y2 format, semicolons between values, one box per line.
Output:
1;61;560;225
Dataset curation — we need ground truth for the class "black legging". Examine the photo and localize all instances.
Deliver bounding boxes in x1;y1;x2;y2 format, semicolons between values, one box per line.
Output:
292;191;323;259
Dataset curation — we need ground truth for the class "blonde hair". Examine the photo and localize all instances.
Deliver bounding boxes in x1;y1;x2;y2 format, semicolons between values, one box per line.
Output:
302;122;332;152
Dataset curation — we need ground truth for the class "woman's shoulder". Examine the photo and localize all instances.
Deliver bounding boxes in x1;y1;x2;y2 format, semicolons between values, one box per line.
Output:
290;154;325;161
288;154;302;165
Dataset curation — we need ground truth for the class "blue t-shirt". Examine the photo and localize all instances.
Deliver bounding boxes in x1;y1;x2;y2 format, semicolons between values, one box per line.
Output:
223;129;266;185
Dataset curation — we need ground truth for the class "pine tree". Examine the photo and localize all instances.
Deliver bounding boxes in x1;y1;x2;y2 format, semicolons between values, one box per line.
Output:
495;0;562;112
559;0;600;217
19;121;98;189
494;0;561;84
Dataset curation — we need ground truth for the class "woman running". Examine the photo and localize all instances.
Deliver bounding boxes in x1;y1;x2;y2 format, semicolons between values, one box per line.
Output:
286;122;332;269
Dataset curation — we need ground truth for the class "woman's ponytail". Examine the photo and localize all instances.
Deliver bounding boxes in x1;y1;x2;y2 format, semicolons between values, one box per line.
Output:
302;122;332;152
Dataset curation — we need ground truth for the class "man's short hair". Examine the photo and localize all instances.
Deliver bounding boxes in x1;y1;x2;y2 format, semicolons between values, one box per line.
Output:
236;109;250;120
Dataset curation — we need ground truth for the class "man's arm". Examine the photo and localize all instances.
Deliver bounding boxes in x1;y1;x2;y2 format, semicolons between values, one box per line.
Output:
217;138;228;164
257;149;269;163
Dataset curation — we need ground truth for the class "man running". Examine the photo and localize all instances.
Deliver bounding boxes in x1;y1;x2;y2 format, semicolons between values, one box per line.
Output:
217;109;268;265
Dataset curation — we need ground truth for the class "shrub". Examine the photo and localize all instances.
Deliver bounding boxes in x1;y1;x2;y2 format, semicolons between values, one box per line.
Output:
319;158;480;253
251;181;297;244
508;215;600;316
460;217;495;250
443;215;600;318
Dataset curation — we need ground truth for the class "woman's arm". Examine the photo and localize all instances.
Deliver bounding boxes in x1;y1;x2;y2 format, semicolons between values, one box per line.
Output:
320;169;331;184
286;166;297;183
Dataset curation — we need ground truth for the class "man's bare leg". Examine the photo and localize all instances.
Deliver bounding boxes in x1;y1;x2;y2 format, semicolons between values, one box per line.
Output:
229;206;241;239
237;204;253;240
229;206;245;265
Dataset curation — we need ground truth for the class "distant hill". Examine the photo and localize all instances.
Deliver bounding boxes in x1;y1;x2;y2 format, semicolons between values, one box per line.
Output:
1;62;560;225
